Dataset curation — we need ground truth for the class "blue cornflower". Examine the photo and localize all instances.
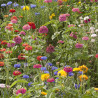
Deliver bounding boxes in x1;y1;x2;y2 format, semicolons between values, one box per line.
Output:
1;4;6;7
41;56;47;60
28;82;32;86
41;6;46;8
47;63;53;66
7;1;12;5
54;71;58;75
52;66;58;70
78;71;83;74
23;75;29;78
75;84;80;89
35;13;40;15
21;6;25;9
14;64;21;68
41;67;47;71
68;72;74;76
30;4;36;8
44;71;49;73
13;3;19;7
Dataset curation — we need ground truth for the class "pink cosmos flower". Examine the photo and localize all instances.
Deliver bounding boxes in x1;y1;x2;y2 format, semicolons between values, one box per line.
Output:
39;26;48;33
47;78;55;82
57;40;64;43
46;44;55;53
64;66;73;73
44;0;52;3
16;88;26;95
70;32;77;39
33;64;42;68
72;8;79;12
75;43;83;48
13;36;22;44
11;19;17;23
19;31;26;35
7;42;16;47
59;14;66;22
82;36;89;40
22;24;31;30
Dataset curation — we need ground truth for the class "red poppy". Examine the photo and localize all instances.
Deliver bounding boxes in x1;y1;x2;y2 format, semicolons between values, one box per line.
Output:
27;22;36;29
95;54;98;58
18;53;25;60
14;30;19;32
0;53;4;59
37;56;43;61
9;9;16;13
22;43;29;47
13;71;21;76
11;16;17;20
0;61;4;66
1;40;7;45
25;45;32;51
0;48;6;52
6;51;12;54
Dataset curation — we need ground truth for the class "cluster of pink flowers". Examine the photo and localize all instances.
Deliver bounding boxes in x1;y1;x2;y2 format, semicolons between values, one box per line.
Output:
46;44;55;53
39;26;48;33
13;36;22;44
44;0;52;3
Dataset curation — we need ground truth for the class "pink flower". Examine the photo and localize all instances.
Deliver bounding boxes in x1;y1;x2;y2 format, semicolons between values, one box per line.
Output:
22;24;31;31
75;43;83;48
13;36;22;44
72;8;79;12
57;40;64;43
84;19;91;23
47;78;55;82
44;0;52;3
70;32;77;39
11;19;17;23
57;0;63;5
0;84;10;88
16;88;26;95
90;0;98;2
33;64;42;68
46;44;55;53
59;14;66;22
82;36;89;40
68;24;75;28
64;66;73;73
39;26;48;33
19;31;26;35
7;42;16;47
64;14;70;17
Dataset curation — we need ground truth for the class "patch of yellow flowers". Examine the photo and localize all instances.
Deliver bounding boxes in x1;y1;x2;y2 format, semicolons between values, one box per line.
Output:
23;6;30;11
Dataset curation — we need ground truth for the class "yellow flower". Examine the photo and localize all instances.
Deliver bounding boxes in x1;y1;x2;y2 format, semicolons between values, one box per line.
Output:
51;13;55;17
58;70;67;77
94;88;98;91
79;75;88;81
73;68;80;71
41;92;47;95
41;74;50;81
49;16;53;20
23;6;30;11
79;65;88;73
78;1;81;4
62;0;67;2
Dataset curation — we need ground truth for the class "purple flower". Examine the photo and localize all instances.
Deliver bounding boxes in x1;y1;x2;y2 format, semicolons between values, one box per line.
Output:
14;64;21;68
41;56;47;60
41;67;47;71
75;43;83;48
47;63;53;66
68;72;74;76
75;84;80;89
7;42;16;47
52;66;58;70
28;82;32;86
46;44;55;53
13;36;22;44
23;75;29;79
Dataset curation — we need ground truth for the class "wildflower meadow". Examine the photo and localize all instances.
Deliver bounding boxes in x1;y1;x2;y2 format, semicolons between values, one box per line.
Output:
0;0;98;98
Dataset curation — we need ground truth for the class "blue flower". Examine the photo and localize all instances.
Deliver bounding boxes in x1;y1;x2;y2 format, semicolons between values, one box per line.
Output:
52;66;58;70
41;56;47;60
41;6;46;8
28;82;32;86
54;71;58;75
7;1;12;5
1;4;6;7
23;75;29;78
24;63;28;67
75;84;80;89
54;0;57;1
30;4;36;8
41;67;46;71
44;71;49;73
13;3;19;7
68;72;74;76
47;63;53;66
21;6;25;9
35;13;40;15
14;64;21;68
78;71;83;74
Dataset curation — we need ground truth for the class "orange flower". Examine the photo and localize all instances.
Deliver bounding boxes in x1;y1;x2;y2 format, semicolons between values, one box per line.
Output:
11;16;17;20
79;65;88;73
0;61;4;66
4;15;9;18
1;40;7;45
19;16;23;18
79;75;88;81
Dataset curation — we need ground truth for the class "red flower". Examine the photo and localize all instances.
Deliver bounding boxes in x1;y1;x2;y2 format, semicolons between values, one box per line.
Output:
25;45;32;51
0;48;6;52
27;22;36;29
6;51;12;54
0;53;4;59
9;9;16;13
95;54;98;58
0;61;4;66
11;16;17;20
37;56;43;61
13;71;21;76
18;53;25;60
22;43;29;47
1;40;7;45
33;64;42;68
47;78;55;82
14;30;19;32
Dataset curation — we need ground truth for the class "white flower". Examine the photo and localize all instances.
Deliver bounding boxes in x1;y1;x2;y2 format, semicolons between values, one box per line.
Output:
91;34;97;37
95;29;98;32
0;84;10;88
84;16;89;20
90;27;95;30
9;13;12;16
91;39;95;42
